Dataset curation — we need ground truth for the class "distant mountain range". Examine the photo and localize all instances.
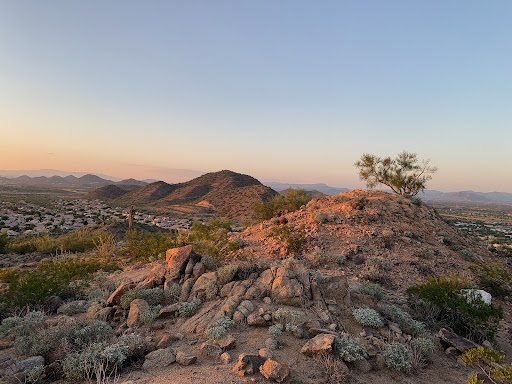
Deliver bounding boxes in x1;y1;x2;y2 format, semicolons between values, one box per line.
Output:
263;182;350;196
0;174;147;189
419;190;512;203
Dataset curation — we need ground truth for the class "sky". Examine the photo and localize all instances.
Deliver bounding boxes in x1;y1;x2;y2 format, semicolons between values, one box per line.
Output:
1;1;511;192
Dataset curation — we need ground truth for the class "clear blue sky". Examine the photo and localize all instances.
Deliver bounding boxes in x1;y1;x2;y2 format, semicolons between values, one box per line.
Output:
1;1;511;191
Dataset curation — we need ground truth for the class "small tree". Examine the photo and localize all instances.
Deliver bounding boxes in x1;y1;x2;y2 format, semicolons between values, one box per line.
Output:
355;151;437;196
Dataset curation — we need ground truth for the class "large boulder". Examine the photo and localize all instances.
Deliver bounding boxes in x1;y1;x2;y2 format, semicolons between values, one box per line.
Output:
438;328;479;353
142;348;176;371
166;245;201;280
127;299;149;328
137;263;167;289
259;359;290;383
319;275;351;308
301;334;335;356
106;281;137;306
189;272;218;300
232;354;265;376
245;269;275;300
271;268;304;306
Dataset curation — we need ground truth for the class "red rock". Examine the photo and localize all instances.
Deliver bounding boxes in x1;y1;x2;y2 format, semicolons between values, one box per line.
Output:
259;359;290;382
166;245;201;280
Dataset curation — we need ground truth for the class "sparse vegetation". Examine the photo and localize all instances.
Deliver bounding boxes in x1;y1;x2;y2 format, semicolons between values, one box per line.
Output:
379;304;425;335
253;188;312;221
217;264;238;285
178;298;201;317
269;224;306;254
470;261;511;298
384;343;412;372
352;308;383;328
407;274;503;342
360;281;384;301
462;347;512;384
355;151;437;196
120;287;164;309
204;315;235;341
124;229;178;261
333;334;368;362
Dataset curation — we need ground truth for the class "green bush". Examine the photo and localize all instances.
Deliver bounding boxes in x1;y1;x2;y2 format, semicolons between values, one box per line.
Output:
470;262;511;298
313;212;328;224
163;283;181;304
407;274;503;343
253;188;312;221
119;287;164;309
360;282;384;301
461;249;475;261
411;337;436;360
462;347;512;384
0;311;44;339
0;231;8;253
332;254;346;265
305;250;328;267
178;298;201;317
384;343;412;372
204;315;235;341
268;324;283;339
352;308;382;328
379;304;425;335
202;254;216;270
187;218;233;258
417;249;430;259
269;224;306;254
0;256;117;312
124;229;178;261
333;335;368;362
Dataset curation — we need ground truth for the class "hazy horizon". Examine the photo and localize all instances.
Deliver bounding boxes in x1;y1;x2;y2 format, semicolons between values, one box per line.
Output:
2;2;511;192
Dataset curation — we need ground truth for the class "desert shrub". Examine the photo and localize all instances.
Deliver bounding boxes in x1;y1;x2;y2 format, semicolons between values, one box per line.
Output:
352;308;382;328
332;254;346;265
333;334;368;362
314;353;350;384
313;212;328;224
0;311;43;339
305;249;328;267
381;230;395;248
25;364;45;384
360;282;384;301
461;249;475;261
410;197;422;206
227;238;245;252
118;333;148;359
187;218;233;258
139;306;161;326
58;300;88;315
379;304;425;335
202;254;216;270
93;232;117;261
437;230;448;237
124;229;178;261
312;271;325;282
253;188;312;221
384;343;412;372
405;231;415;238
0;256;117;312
204;280;218;301
268;323;283;339
204;315;235;341
164;283;181;304
120;287;164;309
178;298;201;317
269;224;306;254
274;308;300;327
411;337;436;360
0;231;7;253
470;262;511;298
360;258;392;282
451;244;463;251
417;249;430;259
462;347;512;384
407;274;503;342
217;264;238;285
62;342;128;381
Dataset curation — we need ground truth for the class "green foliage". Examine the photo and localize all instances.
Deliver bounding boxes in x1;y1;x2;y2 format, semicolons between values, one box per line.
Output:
268;323;283;339
204;315;235;341
332;254;346;265
204;280;219;301
0;231;7;253
411;337;436;360
274;308;300;327
417;248;431;259
0;311;44;339
119;287;164;309
462;347;512;384
461;249;475;261
62;342;128;381
217;264;238;285
333;335;368;362
178;298;201;317
384;343;412;372
253;188;312;221
139;306;161;326
305;249;328;267
355;151;437;196
124;229;178;261
0;256;117;312
313;212;328;224
407;274;503;342
352;308;382;328
269;224;306;254
58;300;88;315
470;262;511;298
202;254;216;270
379;304;425;335
360;282;384;301
163;283;181;304
187;218;233;258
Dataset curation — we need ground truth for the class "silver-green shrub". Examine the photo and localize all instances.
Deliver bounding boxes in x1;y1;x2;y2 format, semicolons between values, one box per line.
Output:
164;283;181;304
384;343;412;372
360;282;384;301
217;264;238;285
178;298;201;317
204;315;235;341
120;287;163;309
352;308;382;328
332;254;346;265
333;335;368;362
204;280;218;301
202;254;216;270
0;311;43;338
411;337;436;359
379;304;425;335
268;324;283;339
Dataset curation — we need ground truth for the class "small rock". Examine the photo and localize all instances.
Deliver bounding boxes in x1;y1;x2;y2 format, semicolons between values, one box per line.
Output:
44;296;63;314
232;354;265;376
263;297;272;305
240;300;254;312
263;314;272;321
247;314;266;326
127;299;149;328
19;356;44;373
156;334;172;349
107;281;136;306
93;307;116;322
374;354;386;370
233;311;245;324
142;348;176;370
259;359;290;383
200;342;222;357
215;334;236;350
388;323;402;335
482;340;493;350
221;352;232;364
301;334;335;356
445;347;458;357
157;303;179;319
328;323;337;331
176;351;197;366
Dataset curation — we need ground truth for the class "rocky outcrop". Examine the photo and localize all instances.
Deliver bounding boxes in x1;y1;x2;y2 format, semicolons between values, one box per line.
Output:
107;281;137;306
142;348;176;371
271;267;304;306
166;245;201;280
438;328;479;353
232;354;265;376
127;299;149;328
259;359;290;383
301;334;335;356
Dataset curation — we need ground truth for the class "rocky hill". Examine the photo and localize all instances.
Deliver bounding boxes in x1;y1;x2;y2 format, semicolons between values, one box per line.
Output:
90;170;278;222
